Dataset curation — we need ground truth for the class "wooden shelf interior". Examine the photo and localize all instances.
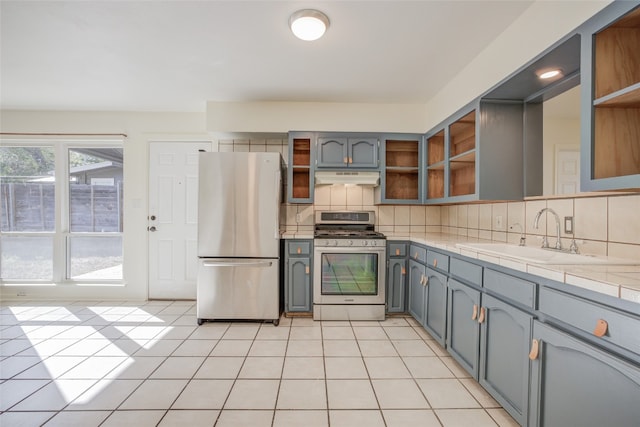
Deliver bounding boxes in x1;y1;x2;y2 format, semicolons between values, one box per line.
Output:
427;130;445;165
594;7;640;99
449;110;476;157
292;168;310;199
450;161;475;197
385;169;419;200
386;140;419;168
427;169;444;199
292;139;311;166
594;107;640;178
594;82;640;108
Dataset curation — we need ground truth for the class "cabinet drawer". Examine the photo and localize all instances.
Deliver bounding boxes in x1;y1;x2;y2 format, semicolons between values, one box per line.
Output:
287;241;311;256
450;257;482;286
409;245;427;263
539;286;640;356
484;269;535;309
427;251;449;272
389;243;407;257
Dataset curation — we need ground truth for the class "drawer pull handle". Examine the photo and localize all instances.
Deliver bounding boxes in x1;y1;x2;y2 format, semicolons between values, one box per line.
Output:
349;157;353;164
401;266;406;275
433;259;438;268
414;252;418;259
396;248;400;256
297;247;302;254
593;319;608;337
305;266;310;275
529;339;539;360
472;304;478;320
424;276;429;286
344;157;349;164
478;307;486;324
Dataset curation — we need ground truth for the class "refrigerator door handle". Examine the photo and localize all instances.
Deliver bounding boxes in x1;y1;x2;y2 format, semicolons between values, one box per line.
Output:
202;260;273;268
274;170;281;239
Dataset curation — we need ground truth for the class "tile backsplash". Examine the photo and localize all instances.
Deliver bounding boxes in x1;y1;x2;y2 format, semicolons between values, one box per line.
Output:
217;138;639;261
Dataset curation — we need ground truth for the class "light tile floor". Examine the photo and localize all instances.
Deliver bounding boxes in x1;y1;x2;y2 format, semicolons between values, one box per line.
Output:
0;300;519;427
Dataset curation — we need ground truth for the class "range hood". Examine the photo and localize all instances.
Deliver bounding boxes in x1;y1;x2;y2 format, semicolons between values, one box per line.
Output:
315;171;380;186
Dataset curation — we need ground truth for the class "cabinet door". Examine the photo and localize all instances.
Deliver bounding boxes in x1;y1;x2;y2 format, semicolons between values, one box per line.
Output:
529;321;640;427
287;257;311;312
479;294;531;426
348;138;378;168
317;137;348;168
387;258;407;313
408;260;426;325
447;278;481;378
288;133;314;203
424;267;447;347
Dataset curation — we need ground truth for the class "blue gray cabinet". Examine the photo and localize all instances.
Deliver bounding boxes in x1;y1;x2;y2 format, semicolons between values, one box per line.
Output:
529;320;640;427
446;278;481;378
375;135;422;204
579;2;640;192
316;136;378;168
479;294;532;426
423;267;447;346
408;259;427;323
386;242;408;313
285;240;313;312
288;132;314;203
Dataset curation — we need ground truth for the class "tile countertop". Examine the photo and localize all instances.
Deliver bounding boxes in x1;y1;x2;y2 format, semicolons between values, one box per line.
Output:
385;232;640;305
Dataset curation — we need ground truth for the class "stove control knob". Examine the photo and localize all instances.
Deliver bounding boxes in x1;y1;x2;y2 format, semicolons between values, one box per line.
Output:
348;240;353;246
324;240;329;246
363;240;368;246
332;240;338;246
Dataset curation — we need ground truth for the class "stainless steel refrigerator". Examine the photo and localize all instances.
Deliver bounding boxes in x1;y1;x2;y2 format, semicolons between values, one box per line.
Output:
196;152;282;326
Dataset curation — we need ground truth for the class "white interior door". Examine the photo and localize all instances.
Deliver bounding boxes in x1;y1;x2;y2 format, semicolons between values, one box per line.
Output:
148;141;211;299
555;148;580;195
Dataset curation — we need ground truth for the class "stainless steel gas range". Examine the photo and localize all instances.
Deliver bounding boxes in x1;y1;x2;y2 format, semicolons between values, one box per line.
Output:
313;211;386;321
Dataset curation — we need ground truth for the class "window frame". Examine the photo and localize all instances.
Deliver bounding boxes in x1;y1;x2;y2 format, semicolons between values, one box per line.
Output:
0;138;124;285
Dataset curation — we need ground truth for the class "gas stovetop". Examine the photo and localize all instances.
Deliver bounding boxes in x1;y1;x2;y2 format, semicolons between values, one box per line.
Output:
314;229;385;239
314;211;385;247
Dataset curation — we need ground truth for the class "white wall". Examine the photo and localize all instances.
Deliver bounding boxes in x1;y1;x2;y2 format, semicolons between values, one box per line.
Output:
543;116;581;195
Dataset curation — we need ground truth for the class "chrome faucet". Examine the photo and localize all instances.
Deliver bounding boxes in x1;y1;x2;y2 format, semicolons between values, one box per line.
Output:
533;208;562;250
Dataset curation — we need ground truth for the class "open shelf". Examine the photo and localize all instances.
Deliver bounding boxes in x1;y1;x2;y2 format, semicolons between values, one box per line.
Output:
427;169;444;199
449;110;476;157
385;169;419;200
291;138;311;199
427;130;445;165
386;139;419;168
450;161;475;197
592;6;640;180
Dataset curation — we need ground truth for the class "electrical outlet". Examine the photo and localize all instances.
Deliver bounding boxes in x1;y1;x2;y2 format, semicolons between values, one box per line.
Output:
495;215;503;229
295;213;302;223
564;216;574;234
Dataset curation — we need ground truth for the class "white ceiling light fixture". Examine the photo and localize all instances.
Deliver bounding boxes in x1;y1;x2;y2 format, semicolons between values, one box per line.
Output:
289;9;330;41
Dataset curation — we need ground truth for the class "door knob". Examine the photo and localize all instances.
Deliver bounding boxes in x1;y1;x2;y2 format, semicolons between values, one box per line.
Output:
149;215;156;220
148;226;157;232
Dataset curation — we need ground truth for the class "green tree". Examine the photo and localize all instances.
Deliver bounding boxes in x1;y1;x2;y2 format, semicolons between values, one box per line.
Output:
0;147;55;178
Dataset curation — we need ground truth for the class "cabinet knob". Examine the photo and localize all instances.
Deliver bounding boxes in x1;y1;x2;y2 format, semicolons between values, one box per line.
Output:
297;247;302;254
472;304;478;320
401;266;406;275
349;157;353;164
593;319;608;337
344;156;348;164
529;339;539;360
478;307;486;324
414;252;418;259
305;266;310;275
433;259;438;268
395;248;400;256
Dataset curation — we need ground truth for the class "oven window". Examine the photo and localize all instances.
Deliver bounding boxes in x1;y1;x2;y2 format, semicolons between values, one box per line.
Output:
320;253;378;295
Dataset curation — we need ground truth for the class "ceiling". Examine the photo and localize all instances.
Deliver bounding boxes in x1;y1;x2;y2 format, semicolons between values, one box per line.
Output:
0;0;537;113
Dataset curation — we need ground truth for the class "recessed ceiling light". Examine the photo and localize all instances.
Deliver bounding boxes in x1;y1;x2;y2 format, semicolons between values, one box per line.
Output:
537;69;562;79
289;9;330;41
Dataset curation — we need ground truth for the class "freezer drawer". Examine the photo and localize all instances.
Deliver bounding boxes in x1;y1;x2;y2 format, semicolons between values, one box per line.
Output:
197;258;280;325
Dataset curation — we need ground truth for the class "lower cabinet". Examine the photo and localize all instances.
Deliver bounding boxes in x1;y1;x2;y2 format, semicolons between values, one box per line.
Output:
423;267;447;346
447;278;481;378
285;240;312;313
529;320;640;427
479;294;532;426
408;259;427;323
387;257;407;313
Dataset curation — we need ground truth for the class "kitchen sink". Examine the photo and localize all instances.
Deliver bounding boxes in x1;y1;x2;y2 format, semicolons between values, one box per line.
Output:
456;243;640;265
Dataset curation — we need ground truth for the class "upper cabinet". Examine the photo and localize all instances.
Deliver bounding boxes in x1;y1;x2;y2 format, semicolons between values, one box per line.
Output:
375;135;422;204
582;3;640;191
287;132;314;203
316;136;378;168
424;101;525;203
